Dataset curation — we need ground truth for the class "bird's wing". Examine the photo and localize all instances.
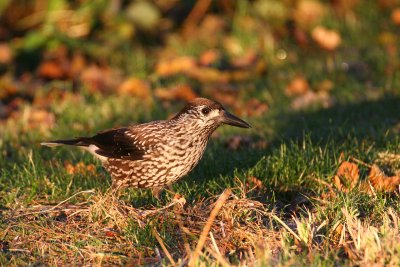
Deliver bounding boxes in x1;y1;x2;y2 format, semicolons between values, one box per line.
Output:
84;127;149;160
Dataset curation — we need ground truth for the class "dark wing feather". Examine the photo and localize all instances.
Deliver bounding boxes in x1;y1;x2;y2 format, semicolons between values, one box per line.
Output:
82;127;146;160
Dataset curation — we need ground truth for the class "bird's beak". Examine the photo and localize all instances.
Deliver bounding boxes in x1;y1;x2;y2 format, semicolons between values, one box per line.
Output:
221;110;251;128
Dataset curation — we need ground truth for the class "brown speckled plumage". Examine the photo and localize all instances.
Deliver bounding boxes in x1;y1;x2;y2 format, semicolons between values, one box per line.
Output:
41;98;251;190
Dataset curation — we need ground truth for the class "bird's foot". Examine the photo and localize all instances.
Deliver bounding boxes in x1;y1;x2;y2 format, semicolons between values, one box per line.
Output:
172;193;186;207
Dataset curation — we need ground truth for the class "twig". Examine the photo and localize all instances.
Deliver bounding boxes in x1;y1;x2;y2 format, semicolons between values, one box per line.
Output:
152;228;176;266
188;188;231;267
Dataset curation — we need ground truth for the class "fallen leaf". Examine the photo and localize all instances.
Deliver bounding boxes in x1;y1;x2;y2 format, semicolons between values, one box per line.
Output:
13;108;56;134
80;65;121;93
246;176;264;190
38;61;67;80
155;84;198;102
244;98;269;117
331;0;359;17
185;67;230;83
203;84;239;108
38;46;70;80
334;161;359;192
155;56;196;77
311;26;342;51
379;0;397;9
285;75;309;96
368;164;400;192
117;78;152;102
65;161;97;175
391;8;400;26
103;228;120;238
0;43;12;64
230;49;258;69
199;49;221;66
293;0;326;29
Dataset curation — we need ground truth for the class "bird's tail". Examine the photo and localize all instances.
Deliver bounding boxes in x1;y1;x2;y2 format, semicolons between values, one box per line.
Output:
41;138;90;147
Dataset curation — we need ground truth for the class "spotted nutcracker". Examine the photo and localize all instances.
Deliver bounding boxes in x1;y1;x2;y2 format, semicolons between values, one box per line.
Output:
41;98;251;195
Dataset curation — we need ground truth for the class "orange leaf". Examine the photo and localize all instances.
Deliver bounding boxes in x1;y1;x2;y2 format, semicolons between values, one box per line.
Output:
0;43;12;64
155;56;196;77
155;84;197;102
285;75;309;96
334;161;359;191
199;49;220;66
311;26;342;51
247;176;264;189
293;0;326;29
368;164;400;192
117;78;151;101
391;8;400;26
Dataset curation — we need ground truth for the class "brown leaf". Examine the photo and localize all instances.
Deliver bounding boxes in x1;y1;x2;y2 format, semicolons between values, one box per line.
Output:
244;98;269;117
38;46;70;80
155;56;197;77
293;0;326;29
311;26;342;51
199;49;221;66
13;109;56;134
230;49;258;69
368;164;400;192
38;61;67;80
155;84;198;102
285;75;309;96
334;161;359;192
103;228;119;238
117;78;151;101
391;8;400;26
246;176;264;190
0;43;12;64
65;161;97;175
185;67;230;83
80;65;121;93
203;84;239;108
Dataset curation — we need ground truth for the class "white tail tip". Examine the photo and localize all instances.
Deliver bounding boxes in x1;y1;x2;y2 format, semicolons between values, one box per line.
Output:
40;142;63;147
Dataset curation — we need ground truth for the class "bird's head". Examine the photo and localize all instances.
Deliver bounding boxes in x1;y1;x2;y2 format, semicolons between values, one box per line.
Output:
172;98;251;132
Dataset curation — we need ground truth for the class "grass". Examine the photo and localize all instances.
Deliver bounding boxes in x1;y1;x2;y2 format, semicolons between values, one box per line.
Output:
1;91;399;265
1;1;400;266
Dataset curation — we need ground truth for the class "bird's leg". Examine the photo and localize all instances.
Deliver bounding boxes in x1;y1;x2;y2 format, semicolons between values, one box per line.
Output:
151;186;164;200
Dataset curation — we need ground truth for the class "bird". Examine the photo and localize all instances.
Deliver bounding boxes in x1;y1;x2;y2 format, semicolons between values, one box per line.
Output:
41;97;251;196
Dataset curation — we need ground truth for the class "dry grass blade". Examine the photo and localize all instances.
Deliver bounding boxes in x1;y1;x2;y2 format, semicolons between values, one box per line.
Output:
188;188;232;267
151;228;176;266
271;214;302;242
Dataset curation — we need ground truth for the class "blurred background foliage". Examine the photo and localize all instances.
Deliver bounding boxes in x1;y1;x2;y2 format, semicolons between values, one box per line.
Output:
0;0;399;133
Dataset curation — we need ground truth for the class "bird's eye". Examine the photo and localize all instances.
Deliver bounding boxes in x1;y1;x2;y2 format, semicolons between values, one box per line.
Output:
201;108;210;115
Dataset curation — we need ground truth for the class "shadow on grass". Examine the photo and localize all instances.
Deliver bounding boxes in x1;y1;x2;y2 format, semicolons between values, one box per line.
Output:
179;95;400;209
273;95;400;145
